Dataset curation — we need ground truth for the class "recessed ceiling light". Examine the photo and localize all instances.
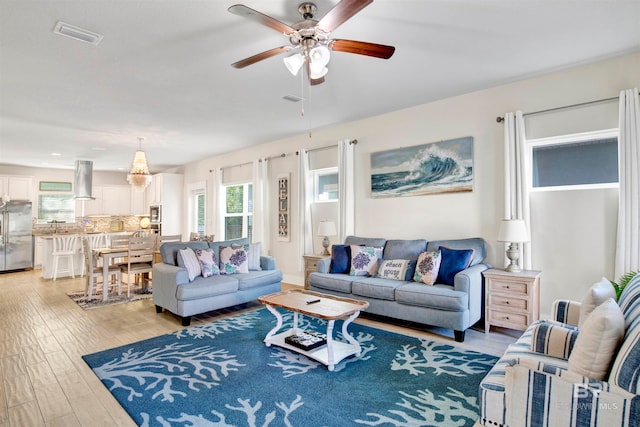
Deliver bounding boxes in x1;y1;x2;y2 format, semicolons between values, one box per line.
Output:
51;152;61;156
92;147;107;151
54;21;103;45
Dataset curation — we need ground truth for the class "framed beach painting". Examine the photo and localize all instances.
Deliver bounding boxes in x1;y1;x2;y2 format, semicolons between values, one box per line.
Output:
370;136;473;198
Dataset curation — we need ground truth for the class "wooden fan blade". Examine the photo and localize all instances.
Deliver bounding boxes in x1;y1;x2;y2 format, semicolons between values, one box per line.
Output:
317;0;373;33
310;76;325;86
329;39;395;59
228;4;295;35
231;46;292;69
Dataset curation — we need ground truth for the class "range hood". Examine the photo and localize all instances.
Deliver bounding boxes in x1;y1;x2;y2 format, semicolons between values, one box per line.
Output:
74;160;95;200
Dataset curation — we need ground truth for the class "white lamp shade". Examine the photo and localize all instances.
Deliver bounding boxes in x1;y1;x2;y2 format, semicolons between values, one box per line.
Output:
497;219;530;243
309;45;330;67
309;64;328;79
317;220;337;237
283;53;304;76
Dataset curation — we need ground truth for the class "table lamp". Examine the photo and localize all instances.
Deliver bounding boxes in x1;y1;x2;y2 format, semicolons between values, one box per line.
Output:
497;219;530;272
317;220;337;256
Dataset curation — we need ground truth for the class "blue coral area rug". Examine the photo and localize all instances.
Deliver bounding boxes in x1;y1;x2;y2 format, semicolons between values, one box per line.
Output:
82;309;498;426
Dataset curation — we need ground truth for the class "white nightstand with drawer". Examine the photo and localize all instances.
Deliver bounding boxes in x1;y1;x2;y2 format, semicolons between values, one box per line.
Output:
303;254;328;290
483;268;541;334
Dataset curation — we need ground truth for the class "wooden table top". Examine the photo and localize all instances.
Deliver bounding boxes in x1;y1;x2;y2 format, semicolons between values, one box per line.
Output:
259;290;369;320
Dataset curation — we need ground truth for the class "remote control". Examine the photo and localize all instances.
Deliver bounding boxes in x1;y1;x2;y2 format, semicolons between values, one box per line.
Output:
306;298;321;304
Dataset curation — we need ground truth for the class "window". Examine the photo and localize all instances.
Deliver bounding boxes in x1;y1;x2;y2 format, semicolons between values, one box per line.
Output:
314;168;338;202
189;186;206;235
38;194;75;222
530;130;618;190
224;183;252;240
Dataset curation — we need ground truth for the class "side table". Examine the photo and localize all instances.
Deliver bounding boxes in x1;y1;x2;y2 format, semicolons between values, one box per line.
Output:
483;268;541;334
303;254;327;290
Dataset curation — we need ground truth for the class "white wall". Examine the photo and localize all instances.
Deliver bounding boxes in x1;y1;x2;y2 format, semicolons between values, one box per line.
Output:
182;52;639;315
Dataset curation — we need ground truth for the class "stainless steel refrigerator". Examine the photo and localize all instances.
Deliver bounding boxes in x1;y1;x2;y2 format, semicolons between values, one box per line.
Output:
0;200;33;271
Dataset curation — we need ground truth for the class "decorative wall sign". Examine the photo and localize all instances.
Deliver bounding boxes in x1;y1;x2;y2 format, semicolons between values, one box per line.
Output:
370;136;474;197
277;174;290;241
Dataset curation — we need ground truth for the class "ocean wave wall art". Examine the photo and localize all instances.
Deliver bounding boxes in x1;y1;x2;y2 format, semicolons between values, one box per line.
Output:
370;136;473;197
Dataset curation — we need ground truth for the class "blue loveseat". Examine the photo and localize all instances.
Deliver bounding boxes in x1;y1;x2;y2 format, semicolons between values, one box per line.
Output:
308;236;488;342
152;237;282;326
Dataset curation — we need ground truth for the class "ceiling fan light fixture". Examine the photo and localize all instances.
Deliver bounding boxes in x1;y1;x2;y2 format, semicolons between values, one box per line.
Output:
309;64;328;79
309;45;330;67
283;53;305;76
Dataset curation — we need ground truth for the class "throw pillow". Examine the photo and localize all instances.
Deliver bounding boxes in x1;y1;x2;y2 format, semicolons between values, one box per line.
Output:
579;277;616;327
413;250;441;285
349;245;383;277
178;247;201;281
194;248;219;278
247;242;262;271
219;246;249;275
568;298;625;380
530;322;579;359
436;246;474;285
329;244;351;274
377;259;411;281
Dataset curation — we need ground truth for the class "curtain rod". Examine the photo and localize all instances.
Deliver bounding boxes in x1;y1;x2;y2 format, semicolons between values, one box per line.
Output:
220;161;252;171
260;152;296;162
295;139;358;155
495;94;627;123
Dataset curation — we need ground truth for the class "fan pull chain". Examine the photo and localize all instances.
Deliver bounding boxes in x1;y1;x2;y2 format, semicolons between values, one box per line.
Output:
300;69;305;117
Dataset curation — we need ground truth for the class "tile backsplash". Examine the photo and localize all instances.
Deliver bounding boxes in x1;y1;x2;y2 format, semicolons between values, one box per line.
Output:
32;215;148;235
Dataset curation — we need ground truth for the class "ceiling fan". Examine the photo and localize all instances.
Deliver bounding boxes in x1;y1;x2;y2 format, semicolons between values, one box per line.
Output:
228;0;395;85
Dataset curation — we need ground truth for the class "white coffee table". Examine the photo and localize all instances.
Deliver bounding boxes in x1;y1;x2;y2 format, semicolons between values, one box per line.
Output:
258;290;369;371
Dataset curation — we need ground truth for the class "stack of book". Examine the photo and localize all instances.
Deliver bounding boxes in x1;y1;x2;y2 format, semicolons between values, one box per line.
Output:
285;330;327;350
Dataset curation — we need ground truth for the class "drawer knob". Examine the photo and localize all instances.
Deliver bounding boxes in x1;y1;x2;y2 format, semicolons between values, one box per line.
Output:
505;301;510;304
506;285;510;289
505;316;510;320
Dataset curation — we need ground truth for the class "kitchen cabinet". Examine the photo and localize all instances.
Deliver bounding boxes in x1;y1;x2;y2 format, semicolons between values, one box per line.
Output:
0;175;34;201
130;187;146;215
145;173;183;235
33;236;45;268
102;186;131;215
76;185;138;215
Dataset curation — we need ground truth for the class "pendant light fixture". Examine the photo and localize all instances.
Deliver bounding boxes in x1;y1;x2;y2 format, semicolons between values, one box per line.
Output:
126;137;152;192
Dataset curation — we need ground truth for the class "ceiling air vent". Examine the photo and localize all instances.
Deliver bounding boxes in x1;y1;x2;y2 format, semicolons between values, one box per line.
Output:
282;95;303;103
54;21;103;45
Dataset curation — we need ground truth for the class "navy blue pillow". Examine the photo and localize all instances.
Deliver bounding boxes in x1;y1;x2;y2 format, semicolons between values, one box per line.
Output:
329;244;351;274
404;260;417;281
436;246;475;285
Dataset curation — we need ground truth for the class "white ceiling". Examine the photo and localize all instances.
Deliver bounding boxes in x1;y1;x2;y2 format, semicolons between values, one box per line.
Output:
1;0;639;173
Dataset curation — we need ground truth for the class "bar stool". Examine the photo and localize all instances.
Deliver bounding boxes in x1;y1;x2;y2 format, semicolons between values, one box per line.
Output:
52;235;79;280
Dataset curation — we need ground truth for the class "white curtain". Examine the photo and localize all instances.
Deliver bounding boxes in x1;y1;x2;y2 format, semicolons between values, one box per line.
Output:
298;150;313;268
215;167;224;240
338;139;355;242
615;88;640;279
504;111;532;270
252;158;270;252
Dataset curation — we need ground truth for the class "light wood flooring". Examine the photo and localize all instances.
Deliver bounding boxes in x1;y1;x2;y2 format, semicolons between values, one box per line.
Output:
0;269;519;426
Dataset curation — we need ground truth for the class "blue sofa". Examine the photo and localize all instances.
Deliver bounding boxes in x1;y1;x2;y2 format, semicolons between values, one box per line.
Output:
152;237;282;326
308;236;488;342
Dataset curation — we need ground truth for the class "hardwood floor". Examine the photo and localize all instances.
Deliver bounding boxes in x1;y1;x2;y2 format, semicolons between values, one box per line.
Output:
0;270;518;426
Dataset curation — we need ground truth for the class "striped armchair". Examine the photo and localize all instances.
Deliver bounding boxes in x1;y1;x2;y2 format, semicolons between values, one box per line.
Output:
479;276;640;427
